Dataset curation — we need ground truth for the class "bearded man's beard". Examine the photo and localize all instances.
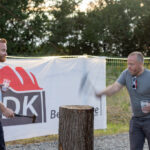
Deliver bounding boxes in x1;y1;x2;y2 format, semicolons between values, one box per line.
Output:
0;56;6;62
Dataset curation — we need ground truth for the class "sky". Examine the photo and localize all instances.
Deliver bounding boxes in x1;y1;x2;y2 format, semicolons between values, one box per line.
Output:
42;0;95;12
79;0;95;11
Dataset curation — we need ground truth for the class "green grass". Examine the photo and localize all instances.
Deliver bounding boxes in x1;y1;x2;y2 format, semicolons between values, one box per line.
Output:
94;123;129;136
106;65;131;124
107;88;131;124
6;134;58;146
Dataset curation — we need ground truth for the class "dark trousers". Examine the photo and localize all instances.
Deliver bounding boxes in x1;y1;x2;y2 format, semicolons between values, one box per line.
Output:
129;117;150;150
0;122;5;150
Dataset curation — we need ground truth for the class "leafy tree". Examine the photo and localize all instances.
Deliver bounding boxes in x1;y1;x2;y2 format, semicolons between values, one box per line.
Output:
1;0;150;57
78;0;150;56
44;0;83;55
0;0;49;56
133;0;150;56
47;0;150;56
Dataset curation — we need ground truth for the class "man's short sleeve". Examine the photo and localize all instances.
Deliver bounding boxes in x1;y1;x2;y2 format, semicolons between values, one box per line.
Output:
116;69;127;86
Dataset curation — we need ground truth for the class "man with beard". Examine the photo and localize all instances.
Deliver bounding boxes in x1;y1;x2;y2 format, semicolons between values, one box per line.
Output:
96;51;150;150
0;38;14;150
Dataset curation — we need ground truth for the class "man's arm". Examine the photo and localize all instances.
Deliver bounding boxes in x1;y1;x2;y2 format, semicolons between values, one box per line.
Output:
0;102;14;118
96;81;123;98
0;85;14;118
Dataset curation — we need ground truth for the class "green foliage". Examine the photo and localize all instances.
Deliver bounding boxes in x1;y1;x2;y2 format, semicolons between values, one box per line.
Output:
106;63;131;124
1;0;150;56
77;0;150;56
0;0;49;56
95;123;129;136
47;0;150;56
46;0;83;55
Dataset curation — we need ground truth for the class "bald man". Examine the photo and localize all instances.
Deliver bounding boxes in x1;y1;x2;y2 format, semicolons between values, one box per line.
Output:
96;51;150;150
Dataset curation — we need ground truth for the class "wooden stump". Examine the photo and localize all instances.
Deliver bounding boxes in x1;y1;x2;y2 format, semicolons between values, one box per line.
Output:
59;105;94;150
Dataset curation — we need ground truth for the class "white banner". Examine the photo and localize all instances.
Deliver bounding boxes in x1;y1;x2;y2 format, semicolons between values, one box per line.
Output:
0;56;106;141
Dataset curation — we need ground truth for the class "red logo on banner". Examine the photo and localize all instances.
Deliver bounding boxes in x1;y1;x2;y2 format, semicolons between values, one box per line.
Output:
0;66;42;91
0;65;46;126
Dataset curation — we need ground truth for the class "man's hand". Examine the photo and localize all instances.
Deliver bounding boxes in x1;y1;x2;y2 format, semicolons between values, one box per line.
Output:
142;103;150;113
2;107;14;118
95;82;123;98
0;84;9;92
95;92;103;99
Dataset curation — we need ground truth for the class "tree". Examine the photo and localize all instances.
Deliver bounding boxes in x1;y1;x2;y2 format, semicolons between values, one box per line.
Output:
45;0;83;55
0;0;49;56
133;0;150;56
1;0;150;57
48;0;150;56
79;0;149;56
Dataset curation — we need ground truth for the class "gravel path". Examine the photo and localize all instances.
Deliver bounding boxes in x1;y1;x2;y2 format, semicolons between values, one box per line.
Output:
6;133;149;150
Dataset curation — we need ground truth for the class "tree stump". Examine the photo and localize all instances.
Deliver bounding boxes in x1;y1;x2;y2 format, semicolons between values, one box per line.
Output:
59;105;94;150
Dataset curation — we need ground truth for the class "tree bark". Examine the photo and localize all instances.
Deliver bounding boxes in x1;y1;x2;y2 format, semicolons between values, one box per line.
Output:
59;105;94;150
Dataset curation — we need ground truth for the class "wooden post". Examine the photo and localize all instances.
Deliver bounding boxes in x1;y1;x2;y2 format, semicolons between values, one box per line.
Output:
59;105;94;150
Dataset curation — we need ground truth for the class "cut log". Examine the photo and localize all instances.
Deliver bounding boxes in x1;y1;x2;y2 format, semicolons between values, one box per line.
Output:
59;105;94;150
